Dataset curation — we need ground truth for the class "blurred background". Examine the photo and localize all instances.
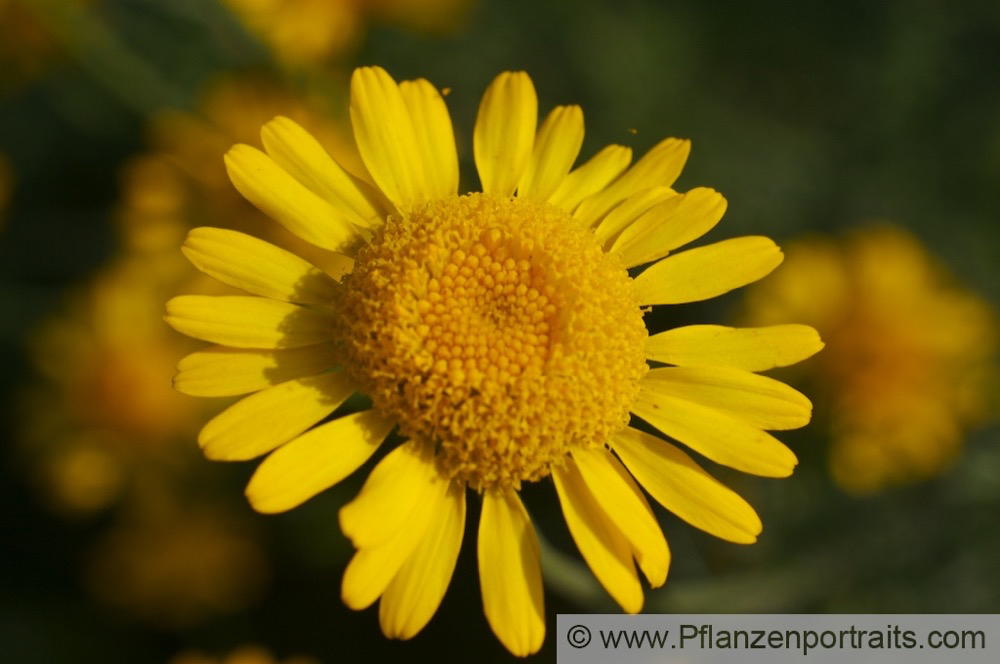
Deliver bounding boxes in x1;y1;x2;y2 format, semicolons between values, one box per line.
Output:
1;0;999;662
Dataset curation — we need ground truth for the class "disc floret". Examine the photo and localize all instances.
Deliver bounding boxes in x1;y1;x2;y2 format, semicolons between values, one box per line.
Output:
334;193;648;490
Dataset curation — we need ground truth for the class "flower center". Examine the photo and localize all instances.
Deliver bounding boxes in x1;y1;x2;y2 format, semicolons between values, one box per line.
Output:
334;193;648;491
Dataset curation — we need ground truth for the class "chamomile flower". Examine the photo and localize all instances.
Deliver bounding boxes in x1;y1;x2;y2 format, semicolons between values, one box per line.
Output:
167;66;821;655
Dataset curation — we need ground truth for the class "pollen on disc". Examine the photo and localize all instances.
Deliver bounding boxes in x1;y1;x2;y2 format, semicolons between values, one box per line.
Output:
334;193;648;491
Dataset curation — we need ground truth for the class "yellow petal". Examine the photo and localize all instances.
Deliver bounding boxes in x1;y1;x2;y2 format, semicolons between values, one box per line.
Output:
478;489;545;657
517;105;584;201
398;78;459;199
225;144;361;252
260;115;387;229
593;186;676;244
633;236;783;305
198;371;357;461
612;187;728;267
164;295;333;349
182;227;339;304
572;447;670;588
349;66;428;209
573;137;690;227
343;529;420;611
174;344;339;397
647;324;825;371
641;366;813;430
549;144;632;212
245;410;395;513
341;457;450;610
339;441;441;549
379;483;466;639
612;427;762;543
631;389;798;477
553;459;643;613
473;71;538;196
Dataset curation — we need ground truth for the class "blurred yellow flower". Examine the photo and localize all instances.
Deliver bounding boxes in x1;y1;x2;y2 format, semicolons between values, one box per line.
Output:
22;74;361;518
223;0;362;66
15;73;369;630
222;0;472;67
168;645;319;664
85;506;269;627
26;275;266;620
167;66;821;655
24;256;209;515
743;226;999;493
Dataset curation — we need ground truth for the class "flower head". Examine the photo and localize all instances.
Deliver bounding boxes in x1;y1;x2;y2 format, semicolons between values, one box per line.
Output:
743;226;998;493
167;66;822;655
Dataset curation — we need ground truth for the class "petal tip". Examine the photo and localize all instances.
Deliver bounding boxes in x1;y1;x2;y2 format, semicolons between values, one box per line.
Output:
244;481;286;515
223;143;256;164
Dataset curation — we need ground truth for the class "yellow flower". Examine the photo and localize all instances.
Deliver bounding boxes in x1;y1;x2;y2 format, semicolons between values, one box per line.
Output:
742;226;998;493
167;66;822;655
222;0;364;67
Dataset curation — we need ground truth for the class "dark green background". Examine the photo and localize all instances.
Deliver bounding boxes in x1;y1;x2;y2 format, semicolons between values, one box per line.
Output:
2;1;999;662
